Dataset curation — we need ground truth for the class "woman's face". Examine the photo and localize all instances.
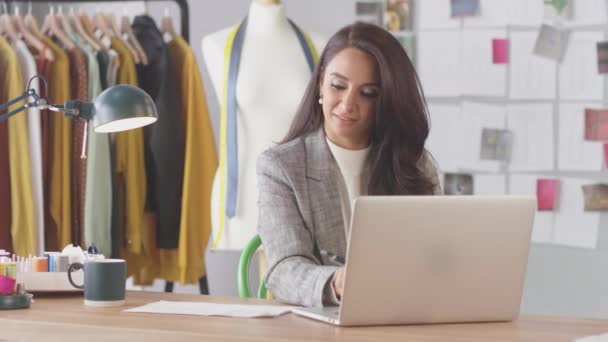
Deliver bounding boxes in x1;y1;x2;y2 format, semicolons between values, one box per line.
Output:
319;47;380;150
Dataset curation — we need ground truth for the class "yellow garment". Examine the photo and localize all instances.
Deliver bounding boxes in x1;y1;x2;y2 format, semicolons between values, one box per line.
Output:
41;37;72;249
0;38;37;256
111;37;158;285
161;36;217;284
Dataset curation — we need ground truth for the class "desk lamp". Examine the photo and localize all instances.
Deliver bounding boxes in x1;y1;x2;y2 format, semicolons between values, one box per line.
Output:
0;76;157;154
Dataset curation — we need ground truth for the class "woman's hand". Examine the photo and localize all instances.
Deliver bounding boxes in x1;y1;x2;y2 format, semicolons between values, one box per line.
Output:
332;267;346;299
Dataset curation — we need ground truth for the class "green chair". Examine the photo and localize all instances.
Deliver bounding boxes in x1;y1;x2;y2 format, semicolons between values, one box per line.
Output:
238;234;267;299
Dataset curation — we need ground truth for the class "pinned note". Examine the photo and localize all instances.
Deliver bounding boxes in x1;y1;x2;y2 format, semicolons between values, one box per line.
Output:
444;173;474;195
492;38;509;64
451;0;479;17
537;179;559;211
533;24;569;62
584;108;608;141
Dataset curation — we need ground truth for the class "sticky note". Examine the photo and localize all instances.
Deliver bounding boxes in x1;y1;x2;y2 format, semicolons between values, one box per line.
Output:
492;38;509;64
536;179;559;211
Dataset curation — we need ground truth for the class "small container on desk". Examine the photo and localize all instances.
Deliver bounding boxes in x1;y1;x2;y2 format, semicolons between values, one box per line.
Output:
0;293;31;310
16;271;84;293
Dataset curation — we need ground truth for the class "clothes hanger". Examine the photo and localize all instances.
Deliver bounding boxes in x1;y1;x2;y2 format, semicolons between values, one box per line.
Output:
69;7;102;52
104;12;121;37
0;1;19;43
40;5;75;50
105;11;140;64
78;12;107;49
160;7;176;41
92;8;114;38
57;5;74;36
120;12;148;65
24;1;43;38
12;4;55;61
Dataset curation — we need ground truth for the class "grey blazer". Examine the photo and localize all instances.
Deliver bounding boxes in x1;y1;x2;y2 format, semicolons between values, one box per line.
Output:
256;129;441;307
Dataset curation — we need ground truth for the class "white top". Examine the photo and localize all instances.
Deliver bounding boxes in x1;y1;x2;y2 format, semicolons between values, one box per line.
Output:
326;138;370;237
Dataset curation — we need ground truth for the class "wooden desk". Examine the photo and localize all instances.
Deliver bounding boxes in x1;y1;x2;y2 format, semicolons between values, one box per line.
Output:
0;291;606;342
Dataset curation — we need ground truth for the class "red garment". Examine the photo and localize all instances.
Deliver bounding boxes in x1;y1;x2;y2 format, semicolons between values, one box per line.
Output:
68;48;88;248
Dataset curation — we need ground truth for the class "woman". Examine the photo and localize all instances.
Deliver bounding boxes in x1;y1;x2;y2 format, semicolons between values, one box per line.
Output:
256;22;442;307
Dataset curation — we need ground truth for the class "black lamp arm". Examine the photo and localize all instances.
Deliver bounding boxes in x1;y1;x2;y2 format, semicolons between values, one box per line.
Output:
0;88;44;122
0;88;94;123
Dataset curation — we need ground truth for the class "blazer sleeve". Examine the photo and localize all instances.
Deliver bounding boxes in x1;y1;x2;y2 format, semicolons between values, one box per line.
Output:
256;150;339;307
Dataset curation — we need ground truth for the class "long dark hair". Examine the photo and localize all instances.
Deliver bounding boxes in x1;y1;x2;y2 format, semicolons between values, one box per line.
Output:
282;22;436;195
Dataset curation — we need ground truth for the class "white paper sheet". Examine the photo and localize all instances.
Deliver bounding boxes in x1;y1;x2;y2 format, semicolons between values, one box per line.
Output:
553;178;600;249
509;174;554;244
473;174;506;195
426;103;463;172
574;332;608;342
417;31;462;97
571;0;608;26
509;31;557;100
558;103;604;171
559;32;604;101
461;29;507;96
460;101;506;172
507;103;554;171
463;0;509;27
417;0;461;29
124;301;295;318
505;0;544;26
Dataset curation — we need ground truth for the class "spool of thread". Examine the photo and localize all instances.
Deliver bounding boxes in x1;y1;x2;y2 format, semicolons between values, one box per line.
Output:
5;262;16;278
44;252;60;272
54;255;69;272
0;275;16;295
32;257;48;272
0;263;4;276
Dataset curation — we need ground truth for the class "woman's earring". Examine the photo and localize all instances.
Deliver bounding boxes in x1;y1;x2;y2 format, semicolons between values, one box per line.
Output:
318;97;323;105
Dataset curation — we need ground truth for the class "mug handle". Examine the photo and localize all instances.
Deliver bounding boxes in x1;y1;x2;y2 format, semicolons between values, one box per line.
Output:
67;262;84;289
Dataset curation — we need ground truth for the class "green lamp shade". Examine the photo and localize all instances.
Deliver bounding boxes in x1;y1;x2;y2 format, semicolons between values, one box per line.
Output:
92;84;158;133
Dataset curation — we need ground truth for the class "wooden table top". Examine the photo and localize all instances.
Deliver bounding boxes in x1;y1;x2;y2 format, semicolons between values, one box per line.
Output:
0;291;606;341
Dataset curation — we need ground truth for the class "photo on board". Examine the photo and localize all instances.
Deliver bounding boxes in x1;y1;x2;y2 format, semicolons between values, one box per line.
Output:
444;173;474;195
584;108;608;141
543;0;572;20
597;41;608;74
355;0;384;26
450;0;479;18
385;0;412;31
480;128;513;161
533;24;569;62
582;184;608;211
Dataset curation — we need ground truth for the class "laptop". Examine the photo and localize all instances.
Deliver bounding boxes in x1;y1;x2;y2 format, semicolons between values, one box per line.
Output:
291;195;536;326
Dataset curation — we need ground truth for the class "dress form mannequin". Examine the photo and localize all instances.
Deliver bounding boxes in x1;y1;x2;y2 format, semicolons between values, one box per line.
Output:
202;0;327;250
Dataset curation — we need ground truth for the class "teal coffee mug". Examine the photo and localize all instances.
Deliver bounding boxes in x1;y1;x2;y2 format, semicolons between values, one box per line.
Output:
68;259;126;307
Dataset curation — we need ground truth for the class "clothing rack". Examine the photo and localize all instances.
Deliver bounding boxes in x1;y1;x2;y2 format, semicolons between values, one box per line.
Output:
5;0;203;294
7;0;189;42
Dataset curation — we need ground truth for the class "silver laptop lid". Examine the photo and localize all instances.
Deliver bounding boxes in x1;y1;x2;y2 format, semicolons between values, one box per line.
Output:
338;195;536;326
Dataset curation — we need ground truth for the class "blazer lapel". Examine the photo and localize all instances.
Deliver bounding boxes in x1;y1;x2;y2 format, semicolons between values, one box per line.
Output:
304;129;347;259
